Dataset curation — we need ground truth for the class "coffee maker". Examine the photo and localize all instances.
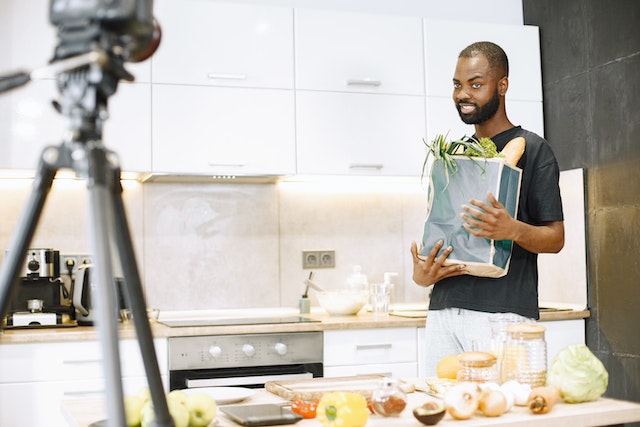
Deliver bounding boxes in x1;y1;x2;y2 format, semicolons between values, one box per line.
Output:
4;248;74;327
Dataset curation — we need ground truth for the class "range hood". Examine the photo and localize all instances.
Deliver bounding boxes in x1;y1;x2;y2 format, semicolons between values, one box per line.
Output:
138;172;286;184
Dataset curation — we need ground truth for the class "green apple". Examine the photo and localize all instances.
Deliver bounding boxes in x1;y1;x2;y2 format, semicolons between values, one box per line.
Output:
140;397;190;427
137;387;151;405
168;389;189;407
124;395;145;427
186;392;217;427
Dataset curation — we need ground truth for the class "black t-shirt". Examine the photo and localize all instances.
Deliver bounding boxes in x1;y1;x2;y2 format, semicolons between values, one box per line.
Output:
428;126;564;319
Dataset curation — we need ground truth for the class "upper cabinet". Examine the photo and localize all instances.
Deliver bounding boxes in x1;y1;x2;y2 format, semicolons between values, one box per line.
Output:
294;9;424;95
152;85;295;176
152;0;294;89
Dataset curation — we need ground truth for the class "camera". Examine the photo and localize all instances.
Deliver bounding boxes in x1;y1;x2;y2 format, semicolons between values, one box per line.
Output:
49;0;159;63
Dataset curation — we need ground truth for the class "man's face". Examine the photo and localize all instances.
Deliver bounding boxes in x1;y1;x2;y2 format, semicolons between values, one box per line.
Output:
452;55;503;125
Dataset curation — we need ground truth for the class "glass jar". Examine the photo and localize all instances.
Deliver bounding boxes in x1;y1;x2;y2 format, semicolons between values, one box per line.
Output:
503;323;547;387
457;351;499;383
370;378;407;417
489;313;523;383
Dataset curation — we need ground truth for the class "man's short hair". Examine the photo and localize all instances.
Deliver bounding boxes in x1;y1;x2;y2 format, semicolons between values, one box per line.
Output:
459;41;509;78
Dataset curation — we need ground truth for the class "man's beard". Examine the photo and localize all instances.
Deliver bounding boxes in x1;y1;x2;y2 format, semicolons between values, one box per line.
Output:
456;89;500;125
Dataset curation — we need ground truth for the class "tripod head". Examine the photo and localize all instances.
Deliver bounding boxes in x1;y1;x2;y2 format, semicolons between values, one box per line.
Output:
49;0;161;143
0;0;161;143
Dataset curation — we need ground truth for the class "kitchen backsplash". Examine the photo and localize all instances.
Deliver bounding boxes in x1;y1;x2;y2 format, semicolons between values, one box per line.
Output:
0;179;431;310
0;170;586;311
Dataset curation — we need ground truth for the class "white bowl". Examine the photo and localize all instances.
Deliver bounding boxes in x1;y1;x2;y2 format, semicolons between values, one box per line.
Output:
317;290;368;316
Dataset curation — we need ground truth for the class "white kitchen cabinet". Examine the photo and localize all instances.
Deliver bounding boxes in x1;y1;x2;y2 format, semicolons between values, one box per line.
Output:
296;91;426;176
323;328;418;379
295;9;424;96
103;83;152;172
152;0;294;89
152;84;295;176
0;338;167;427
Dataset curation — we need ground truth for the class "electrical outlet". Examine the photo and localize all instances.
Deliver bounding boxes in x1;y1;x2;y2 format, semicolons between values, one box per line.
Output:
302;250;335;269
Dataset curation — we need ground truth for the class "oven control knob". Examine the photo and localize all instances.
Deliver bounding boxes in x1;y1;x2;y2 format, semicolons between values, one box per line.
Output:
274;342;288;355
242;344;255;357
208;345;222;358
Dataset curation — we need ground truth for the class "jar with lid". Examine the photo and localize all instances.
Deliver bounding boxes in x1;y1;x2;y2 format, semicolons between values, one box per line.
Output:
457;351;499;383
370;378;407;417
502;323;547;387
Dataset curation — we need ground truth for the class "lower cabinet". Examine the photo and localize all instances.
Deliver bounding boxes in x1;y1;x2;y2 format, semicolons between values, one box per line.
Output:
0;338;168;427
323;327;419;378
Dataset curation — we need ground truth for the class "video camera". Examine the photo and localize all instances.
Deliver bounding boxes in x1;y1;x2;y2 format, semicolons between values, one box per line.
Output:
49;0;159;64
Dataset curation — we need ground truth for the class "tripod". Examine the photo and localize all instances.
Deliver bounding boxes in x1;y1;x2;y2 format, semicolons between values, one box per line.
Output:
0;53;173;427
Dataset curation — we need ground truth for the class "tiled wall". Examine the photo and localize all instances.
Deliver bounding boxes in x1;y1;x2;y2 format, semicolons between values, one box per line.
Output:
0;179;431;311
524;0;640;404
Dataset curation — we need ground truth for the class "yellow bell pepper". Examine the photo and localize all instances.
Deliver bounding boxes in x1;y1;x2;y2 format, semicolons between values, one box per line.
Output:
316;392;369;427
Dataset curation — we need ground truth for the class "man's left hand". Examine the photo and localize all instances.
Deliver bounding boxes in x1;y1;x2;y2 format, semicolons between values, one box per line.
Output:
461;191;516;241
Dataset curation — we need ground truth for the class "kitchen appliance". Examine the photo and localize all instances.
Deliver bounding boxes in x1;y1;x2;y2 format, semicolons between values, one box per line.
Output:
73;263;127;326
24;248;60;278
168;330;323;391
4;248;73;327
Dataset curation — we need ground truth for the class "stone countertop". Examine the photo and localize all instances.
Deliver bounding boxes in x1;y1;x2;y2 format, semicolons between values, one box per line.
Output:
0;308;590;344
63;386;640;427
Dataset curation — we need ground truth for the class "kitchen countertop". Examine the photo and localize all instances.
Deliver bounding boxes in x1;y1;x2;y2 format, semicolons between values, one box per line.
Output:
0;307;590;344
62;384;640;427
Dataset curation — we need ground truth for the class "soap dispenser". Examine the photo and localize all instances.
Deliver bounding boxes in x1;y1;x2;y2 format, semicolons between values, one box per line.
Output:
346;265;368;292
383;272;398;307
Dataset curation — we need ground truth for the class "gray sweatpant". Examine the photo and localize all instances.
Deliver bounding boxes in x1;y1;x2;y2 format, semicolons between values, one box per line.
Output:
423;308;533;377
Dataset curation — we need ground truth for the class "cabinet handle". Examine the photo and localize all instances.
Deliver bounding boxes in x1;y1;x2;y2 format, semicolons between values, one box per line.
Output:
355;343;393;351
349;163;384;170
62;359;102;365
207;73;247;80
64;390;105;398
208;163;246;168
346;78;381;87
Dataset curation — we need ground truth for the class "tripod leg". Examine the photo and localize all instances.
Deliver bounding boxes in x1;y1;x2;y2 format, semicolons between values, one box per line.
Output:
0;148;57;321
110;167;173;426
84;147;129;427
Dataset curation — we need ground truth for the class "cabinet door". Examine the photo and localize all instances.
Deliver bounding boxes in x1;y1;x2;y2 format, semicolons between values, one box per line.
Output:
103;83;152;172
295;9;424;95
324;328;418;367
152;0;294;89
152;85;295;176
296;91;426;176
424;20;542;102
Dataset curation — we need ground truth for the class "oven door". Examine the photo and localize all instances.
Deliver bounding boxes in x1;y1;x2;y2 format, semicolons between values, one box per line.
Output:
169;362;323;391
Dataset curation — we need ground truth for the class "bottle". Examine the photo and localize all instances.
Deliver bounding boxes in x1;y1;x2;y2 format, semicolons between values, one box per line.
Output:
383;272;398;305
503;323;547;387
346;265;368;292
371;378;408;417
457;351;499;383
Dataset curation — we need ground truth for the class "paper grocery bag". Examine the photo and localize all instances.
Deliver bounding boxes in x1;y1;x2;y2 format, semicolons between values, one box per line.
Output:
420;156;522;278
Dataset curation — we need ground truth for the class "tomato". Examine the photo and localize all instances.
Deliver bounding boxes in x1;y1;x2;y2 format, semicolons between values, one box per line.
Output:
291;399;319;419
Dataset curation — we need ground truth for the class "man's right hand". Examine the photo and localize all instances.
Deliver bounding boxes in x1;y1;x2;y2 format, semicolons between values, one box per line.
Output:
410;240;467;287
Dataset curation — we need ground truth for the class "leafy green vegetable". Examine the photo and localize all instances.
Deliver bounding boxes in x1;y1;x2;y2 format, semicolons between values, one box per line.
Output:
421;134;500;189
546;344;609;403
463;137;501;158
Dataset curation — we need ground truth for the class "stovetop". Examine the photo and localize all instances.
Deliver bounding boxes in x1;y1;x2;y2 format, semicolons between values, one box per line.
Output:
159;316;321;328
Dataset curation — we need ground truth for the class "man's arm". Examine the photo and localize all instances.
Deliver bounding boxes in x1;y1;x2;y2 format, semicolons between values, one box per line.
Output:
461;192;565;254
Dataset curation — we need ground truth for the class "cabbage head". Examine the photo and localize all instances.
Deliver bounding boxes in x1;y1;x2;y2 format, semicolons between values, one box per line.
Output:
547;344;609;403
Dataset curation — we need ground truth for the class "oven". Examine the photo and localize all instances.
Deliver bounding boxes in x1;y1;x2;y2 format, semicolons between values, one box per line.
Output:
167;330;323;391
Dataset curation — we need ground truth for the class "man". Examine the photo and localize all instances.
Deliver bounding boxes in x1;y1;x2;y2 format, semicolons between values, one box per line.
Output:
411;41;565;375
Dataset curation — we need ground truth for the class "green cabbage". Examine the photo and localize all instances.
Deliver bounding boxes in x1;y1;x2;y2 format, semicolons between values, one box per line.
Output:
547;344;609;403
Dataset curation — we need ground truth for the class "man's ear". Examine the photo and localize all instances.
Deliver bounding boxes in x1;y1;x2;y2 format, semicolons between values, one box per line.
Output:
498;76;509;96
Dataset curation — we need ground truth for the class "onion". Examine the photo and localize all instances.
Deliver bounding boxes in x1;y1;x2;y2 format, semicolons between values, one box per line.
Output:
501;380;532;406
444;383;480;420
479;389;508;417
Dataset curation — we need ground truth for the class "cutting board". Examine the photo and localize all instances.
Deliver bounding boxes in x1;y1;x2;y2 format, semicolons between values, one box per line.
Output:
265;375;385;401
